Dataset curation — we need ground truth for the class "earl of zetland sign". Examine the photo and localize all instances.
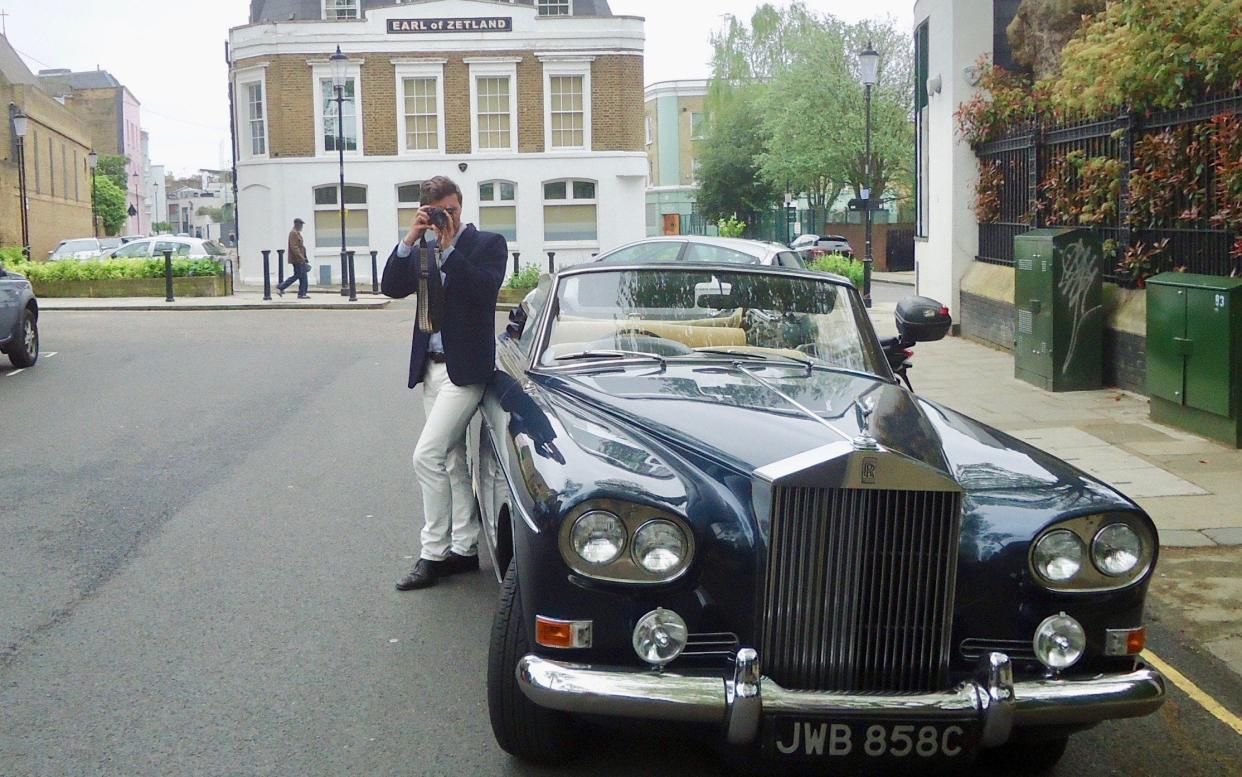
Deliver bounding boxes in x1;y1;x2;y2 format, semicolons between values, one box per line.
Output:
388;17;513;33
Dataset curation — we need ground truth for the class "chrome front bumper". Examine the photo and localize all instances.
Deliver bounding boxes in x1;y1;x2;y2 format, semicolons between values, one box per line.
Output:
517;650;1166;748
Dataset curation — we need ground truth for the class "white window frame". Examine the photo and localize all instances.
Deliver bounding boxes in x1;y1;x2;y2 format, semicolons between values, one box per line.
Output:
478;179;519;247
537;0;571;15
243;79;268;158
322;0;359;20
645;114;653;146
466;58;521;154
539;56;593;152
394;60;446;156
542;178;599;247
312;183;369;253
311;58;364;158
690;111;705;140
396;181;424;240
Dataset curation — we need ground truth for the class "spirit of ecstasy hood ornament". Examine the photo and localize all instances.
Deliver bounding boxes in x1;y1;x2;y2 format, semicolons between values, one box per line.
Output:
852;398;879;450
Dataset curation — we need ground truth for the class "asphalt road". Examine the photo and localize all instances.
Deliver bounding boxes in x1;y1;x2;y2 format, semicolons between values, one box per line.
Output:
1;294;1240;777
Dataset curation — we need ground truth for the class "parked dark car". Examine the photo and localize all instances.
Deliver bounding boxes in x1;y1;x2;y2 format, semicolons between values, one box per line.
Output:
475;262;1164;773
0;257;39;368
791;233;855;264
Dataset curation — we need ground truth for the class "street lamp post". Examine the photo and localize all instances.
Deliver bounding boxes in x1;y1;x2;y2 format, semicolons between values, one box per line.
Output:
11;107;30;258
87;149;99;238
859;41;880;309
330;45;349;296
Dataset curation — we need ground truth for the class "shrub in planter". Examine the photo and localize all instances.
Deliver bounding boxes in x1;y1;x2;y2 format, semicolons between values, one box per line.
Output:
6;258;223;282
808;254;865;287
507;264;541;290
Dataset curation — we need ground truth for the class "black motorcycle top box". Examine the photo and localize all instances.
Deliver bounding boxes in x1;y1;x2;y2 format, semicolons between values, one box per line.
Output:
896;295;952;342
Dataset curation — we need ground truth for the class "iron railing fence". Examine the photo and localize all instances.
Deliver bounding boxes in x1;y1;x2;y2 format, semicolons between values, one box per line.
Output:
974;92;1242;286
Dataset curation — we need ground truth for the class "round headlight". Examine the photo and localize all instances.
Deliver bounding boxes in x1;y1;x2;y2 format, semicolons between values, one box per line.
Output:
1033;612;1086;670
570;511;626;565
632;608;688;666
633;520;688;574
1092;523;1143;577
1032;529;1085;582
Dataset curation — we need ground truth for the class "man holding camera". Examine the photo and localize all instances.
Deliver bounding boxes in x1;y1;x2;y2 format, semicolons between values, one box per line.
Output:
381;176;507;591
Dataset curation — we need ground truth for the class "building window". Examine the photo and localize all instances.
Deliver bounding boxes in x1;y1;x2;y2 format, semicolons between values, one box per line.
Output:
915;20;930;237
320;77;358;152
396;182;423;239
645;115;653;146
543;179;597;242
246;82;266;156
537;0;571;15
402;78;439;151
313;184;369;248
476;76;513;151
549;76;585;149
691;158;701;184
323;0;358;20
479;180;517;243
690;111;704;139
48;137;55;198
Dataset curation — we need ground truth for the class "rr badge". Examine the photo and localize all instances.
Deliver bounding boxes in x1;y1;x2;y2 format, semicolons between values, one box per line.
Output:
861;457;878;484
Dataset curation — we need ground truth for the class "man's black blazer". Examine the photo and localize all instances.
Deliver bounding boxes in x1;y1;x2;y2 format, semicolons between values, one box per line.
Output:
381;224;507;388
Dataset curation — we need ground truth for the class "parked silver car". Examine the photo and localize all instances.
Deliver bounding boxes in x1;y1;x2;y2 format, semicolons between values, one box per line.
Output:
0;256;39;368
47;237;102;261
596;236;806;268
105;236;227;260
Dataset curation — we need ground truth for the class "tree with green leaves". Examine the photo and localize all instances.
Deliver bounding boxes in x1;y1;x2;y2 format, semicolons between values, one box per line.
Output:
95;154;129;191
93;176;128;236
694;86;779;223
196;203;235;224
702;3;914;216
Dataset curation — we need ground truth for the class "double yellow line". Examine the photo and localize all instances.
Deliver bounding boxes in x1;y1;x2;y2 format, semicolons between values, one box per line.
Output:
1143;650;1242;736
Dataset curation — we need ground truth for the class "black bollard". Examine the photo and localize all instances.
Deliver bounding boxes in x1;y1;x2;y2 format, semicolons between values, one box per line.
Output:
277;249;285;286
163;249;175;303
262;250;272;301
547;251;556;273
370;250;379;294
347;250;357;302
340;250;349;296
512;251;520;276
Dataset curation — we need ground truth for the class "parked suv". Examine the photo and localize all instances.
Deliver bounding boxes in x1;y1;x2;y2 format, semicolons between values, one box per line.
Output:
0;256;39;368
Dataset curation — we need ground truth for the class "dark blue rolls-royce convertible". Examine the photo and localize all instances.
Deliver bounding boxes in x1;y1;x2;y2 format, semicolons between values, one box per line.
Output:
474;262;1164;772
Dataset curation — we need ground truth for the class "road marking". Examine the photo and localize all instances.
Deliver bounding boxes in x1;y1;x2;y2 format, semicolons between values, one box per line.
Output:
4;368;24;377
1143;649;1242;736
41;351;58;358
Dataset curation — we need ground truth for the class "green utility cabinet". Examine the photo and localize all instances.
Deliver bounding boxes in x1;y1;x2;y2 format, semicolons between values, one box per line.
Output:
1013;228;1104;391
1147;273;1242;448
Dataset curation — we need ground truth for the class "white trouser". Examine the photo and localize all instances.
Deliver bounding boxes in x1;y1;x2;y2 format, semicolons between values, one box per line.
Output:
414;362;485;561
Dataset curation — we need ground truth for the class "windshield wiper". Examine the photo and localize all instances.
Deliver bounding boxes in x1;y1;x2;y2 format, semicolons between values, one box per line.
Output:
554;349;668;367
691;348;814;375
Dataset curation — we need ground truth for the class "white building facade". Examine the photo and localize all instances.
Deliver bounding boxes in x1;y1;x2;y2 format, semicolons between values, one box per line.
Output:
228;0;646;285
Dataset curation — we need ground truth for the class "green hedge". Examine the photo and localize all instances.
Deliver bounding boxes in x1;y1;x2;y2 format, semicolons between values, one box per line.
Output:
507;264;541;290
0;246;24;265
807;254;864;288
4;257;224;282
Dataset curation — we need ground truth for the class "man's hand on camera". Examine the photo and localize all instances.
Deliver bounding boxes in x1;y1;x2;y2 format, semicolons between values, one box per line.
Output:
403;210;433;248
437;207;460;250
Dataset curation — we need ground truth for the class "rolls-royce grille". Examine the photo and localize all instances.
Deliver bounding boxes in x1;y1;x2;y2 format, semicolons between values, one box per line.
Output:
760;486;961;693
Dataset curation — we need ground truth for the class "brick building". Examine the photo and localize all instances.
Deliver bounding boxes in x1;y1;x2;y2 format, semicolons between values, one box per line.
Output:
37;68;147;236
1;34;93;258
229;0;646;285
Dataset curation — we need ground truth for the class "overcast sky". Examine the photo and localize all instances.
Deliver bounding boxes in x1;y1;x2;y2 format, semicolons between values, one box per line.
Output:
3;0;912;176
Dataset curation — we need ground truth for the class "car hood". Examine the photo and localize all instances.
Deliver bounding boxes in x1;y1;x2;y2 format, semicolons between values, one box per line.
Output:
534;363;952;477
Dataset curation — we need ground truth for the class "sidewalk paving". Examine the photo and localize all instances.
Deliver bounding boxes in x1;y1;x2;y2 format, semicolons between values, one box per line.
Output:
39;289;391;311
869;303;1242;548
870;270;915;287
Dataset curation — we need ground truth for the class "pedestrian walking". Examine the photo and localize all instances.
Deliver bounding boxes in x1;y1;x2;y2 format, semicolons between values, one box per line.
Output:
277;218;310;298
381;176;507;591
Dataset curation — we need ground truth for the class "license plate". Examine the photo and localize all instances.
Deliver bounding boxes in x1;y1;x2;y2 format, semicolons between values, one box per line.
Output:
764;717;977;760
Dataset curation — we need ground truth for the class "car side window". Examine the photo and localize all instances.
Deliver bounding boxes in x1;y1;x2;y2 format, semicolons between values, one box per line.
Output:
177;244;192;257
113;242;148;258
517;275;553;357
600;241;683;263
153;242;177;256
777;251;805;269
682;243;757;264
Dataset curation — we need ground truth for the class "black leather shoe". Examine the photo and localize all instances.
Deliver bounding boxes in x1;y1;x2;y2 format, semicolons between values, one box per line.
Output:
395;558;444;591
442;551;480;576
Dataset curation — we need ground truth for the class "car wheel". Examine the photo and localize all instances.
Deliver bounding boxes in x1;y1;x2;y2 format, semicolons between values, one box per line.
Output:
8;307;38;368
487;561;577;763
977;735;1069;775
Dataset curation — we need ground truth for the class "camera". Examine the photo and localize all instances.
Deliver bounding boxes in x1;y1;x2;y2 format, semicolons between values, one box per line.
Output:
424;206;450;230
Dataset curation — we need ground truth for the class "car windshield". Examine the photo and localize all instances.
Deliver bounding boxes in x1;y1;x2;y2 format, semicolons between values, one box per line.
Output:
99;238;122;250
538;268;887;377
55;239;98;254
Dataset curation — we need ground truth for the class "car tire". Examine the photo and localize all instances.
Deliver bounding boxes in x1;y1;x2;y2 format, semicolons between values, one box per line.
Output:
8;307;38;368
978;735;1069;775
487;561;577;763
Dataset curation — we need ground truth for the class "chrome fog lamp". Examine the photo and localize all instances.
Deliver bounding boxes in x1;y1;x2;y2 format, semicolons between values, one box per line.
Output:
1092;523;1143;577
1033;612;1086;670
632;608;688;666
633;520;688;574
1032;529;1084;582
570;510;627;565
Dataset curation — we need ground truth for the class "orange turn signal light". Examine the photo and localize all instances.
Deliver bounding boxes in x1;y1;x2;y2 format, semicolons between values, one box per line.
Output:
1104;626;1147;656
1127;626;1147;655
535;616;592;649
